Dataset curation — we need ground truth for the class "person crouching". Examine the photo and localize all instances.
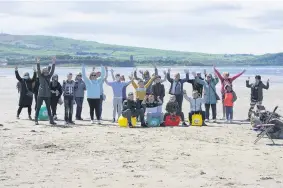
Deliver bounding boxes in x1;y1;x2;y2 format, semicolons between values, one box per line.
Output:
223;85;237;123
163;95;187;126
122;92;147;128
183;90;206;126
62;73;76;125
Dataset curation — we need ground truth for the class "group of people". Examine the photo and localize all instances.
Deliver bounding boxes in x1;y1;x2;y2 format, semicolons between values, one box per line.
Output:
15;57;270;127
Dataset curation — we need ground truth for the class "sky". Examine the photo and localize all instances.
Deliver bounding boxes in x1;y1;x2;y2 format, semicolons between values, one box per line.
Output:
0;0;283;54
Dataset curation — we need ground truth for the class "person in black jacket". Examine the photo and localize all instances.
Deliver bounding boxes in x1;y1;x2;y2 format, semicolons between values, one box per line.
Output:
50;74;62;120
187;71;205;97
15;66;36;120
152;75;165;102
122;92;146;127
166;68;189;112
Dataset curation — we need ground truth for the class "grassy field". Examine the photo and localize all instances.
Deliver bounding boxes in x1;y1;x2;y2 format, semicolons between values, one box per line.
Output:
0;34;282;66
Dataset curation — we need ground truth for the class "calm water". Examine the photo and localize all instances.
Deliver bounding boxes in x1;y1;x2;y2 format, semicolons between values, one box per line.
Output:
2;66;283;82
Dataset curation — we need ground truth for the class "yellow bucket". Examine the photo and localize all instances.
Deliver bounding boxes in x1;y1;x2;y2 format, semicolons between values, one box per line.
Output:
118;116;137;127
191;113;203;126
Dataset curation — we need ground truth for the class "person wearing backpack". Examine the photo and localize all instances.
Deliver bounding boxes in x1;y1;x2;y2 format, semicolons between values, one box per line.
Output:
214;66;245;120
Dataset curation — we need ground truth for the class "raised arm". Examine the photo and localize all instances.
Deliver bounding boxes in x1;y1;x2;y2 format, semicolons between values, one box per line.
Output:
134;70;141;80
82;64;90;84
246;78;252;88
261;80;269;90
103;67;108;81
15;67;22;81
181;70;189;83
145;76;156;88
166;69;173;83
160;70;167;83
110;69;115;81
36;58;42;77
31;69;36;82
183;93;191;102
194;74;206;85
231;70;246;81
213;66;224;82
98;66;106;84
48;57;56;78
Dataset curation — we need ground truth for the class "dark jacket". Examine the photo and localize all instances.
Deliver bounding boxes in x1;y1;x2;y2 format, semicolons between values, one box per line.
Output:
246;80;269;102
123;99;141;112
37;64;55;98
187;77;204;96
152;83;165;101
167;73;189;95
33;77;40;96
166;101;179;113
62;80;75;98
74;79;86;98
50;81;62;99
15;70;36;106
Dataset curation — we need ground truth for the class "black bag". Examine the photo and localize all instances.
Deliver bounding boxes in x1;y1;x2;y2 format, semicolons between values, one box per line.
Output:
25;81;33;98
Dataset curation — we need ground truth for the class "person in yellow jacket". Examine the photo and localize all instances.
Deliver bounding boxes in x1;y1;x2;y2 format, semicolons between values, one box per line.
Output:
130;74;157;107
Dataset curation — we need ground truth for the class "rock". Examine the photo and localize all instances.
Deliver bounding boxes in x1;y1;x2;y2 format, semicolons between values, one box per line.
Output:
200;171;206;175
0;124;3;127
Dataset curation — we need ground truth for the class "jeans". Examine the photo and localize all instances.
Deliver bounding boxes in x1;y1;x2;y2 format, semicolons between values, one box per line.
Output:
122;109;145;124
35;97;53;123
189;111;205;123
225;106;233;120
113;97;123;119
75;97;84;119
87;98;101;120
64;96;74;122
175;94;183;111
205;103;217;120
17;105;32;116
50;96;59;116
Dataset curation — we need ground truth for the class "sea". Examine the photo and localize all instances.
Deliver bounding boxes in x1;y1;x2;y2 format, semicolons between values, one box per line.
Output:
1;66;283;82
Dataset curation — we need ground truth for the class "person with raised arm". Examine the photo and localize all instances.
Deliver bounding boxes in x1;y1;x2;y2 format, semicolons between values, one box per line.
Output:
214;65;246;119
106;68;131;122
246;75;269;120
187;70;206;97
166;68;189;111
134;63;158;94
193;71;219;122
82;64;105;124
34;57;56;125
15;66;37;120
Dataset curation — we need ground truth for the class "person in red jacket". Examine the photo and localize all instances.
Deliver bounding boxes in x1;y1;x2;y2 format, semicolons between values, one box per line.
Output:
214;65;245;119
224;85;237;123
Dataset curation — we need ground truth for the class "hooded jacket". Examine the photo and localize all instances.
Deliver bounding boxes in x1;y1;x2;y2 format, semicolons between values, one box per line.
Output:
246;80;269;102
152;82;165;101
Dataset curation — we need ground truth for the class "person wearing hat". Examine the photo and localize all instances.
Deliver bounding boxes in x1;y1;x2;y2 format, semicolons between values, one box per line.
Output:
246;75;269;120
15;66;37;120
62;73;76;125
214;65;246;120
122;92;147;127
50;74;62;120
74;72;86;120
34;57;56;125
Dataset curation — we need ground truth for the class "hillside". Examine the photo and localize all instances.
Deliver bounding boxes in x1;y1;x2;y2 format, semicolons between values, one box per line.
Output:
0;33;282;66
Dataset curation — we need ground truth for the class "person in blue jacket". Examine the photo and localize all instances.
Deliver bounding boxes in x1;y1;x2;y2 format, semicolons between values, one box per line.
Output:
82;64;105;124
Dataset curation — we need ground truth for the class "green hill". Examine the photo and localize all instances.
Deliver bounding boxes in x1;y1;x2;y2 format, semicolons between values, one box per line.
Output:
0;33;282;66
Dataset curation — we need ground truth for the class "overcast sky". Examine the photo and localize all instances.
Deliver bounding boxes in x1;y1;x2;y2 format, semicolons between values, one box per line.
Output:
0;0;282;54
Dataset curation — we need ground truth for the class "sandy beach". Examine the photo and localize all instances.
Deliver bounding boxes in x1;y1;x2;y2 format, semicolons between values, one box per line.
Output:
1;74;283;188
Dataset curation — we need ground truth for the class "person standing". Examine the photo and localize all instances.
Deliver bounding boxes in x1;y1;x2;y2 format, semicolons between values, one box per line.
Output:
246;75;269;120
62;73;76;124
74;72;86;120
187;70;205;97
193;72;219;122
223;85;237;123
50;74;62;120
166;68;189;111
15;66;36;120
82;64;105;124
34;57;56;125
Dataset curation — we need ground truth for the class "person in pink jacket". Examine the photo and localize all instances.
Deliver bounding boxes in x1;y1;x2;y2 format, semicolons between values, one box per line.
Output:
214;65;245;119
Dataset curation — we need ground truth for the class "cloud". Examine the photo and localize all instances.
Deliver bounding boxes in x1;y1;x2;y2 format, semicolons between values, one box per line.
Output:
251;10;283;29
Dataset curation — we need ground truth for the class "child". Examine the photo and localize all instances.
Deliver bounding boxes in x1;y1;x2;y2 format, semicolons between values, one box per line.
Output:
183;90;206;126
62;73;76;125
163;95;187;126
142;94;163;113
224;85;237;123
122;92;146;127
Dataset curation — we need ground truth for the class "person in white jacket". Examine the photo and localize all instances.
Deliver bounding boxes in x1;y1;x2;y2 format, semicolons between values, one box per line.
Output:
183;90;206;126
